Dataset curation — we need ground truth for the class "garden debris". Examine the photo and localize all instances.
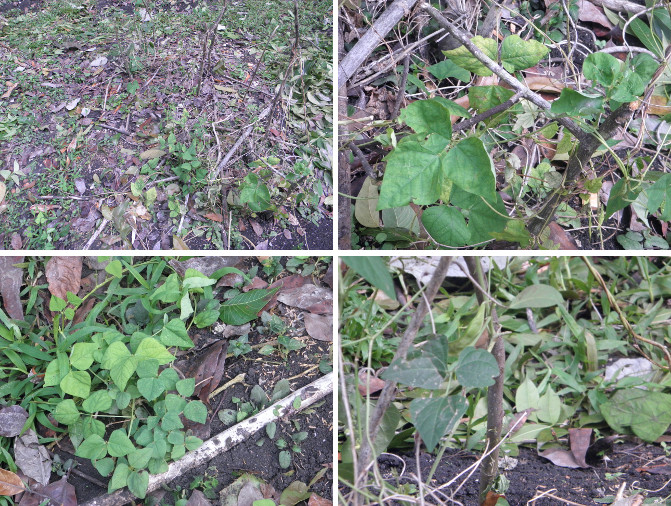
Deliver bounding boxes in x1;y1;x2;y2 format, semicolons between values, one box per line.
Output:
185;340;230;404
14;429;52;486
45;256;82;300
0;256;24;320
538;428;592;469
0;469;24;496
219;473;276;506
186;489;212;506
277;285;332;315
17;476;76;506
0;405;28;437
304;313;333;342
172;257;244;278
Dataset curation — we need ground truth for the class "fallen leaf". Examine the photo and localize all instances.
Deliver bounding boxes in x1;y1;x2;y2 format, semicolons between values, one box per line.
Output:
250;219;263;237
238;480;264;505
173;236;189;249
242;276;268;292
304;313;333;342
578;0;612;28
548;221;578;250
1;82;18;99
357;371;385;396
287;213;300;226
17;476;76;506
173;257;244;278
45;256;82;300
283;229;292;240
482;491;505;506
0;182;5;204
280;481;310;506
255;240;269;250
10;233;21;250
0;406;28;437
187;340;230;404
72;297;97;326
0;257;24;320
139;148;166;160
637;464;671;475
74;178;86;194
29;204;60;212
261;274;313;313
186;489;212;506
203;212;223;223
538;428;592;469
14;430;51;486
277;284;333;315
308;493;332;506
0;469;24;496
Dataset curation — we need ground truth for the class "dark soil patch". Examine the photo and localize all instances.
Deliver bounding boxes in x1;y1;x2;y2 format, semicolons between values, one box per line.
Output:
372;442;670;505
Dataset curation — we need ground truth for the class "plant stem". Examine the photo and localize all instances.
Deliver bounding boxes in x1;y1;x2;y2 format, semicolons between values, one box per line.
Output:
356;257;453;480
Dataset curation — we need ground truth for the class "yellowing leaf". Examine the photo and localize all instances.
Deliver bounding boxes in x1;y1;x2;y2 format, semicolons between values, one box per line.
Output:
173;236;189;249
139;148;166;160
354;177;380;228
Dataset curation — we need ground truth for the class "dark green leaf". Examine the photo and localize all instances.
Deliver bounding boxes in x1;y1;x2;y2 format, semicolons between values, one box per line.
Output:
455;347;499;388
410;395;468;451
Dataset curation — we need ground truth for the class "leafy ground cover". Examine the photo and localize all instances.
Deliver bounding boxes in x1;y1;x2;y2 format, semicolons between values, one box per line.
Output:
339;0;671;250
0;255;333;505
0;0;332;250
339;256;671;505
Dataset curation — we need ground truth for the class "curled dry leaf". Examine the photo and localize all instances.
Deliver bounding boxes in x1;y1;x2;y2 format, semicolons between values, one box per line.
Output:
187;339;230;404
308;493;333;506
0;256;24;320
0;469;24;496
243;276;268;292
45;256;82;300
261;274;313;313
357;371;385;396
304;313;333;342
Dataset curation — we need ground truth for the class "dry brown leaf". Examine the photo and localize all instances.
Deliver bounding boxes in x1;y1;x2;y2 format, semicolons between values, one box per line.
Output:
578;0;612;28
0;469;24;496
45;256;82;301
250;219;263;237
186;489;212;506
648;95;671;116
17;476;76;506
548;221;579;250
10;233;21;250
304;313;333;342
203;212;223;223
243;276;268;292
277;284;333;315
0;257;24;320
0;406;28;437
308;493;333;506
261;274;313;313
188;340;230;404
357;371;385;396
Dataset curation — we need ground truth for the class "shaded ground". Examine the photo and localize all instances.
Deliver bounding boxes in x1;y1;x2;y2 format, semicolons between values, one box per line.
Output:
374;442;670;505
0;0;333;250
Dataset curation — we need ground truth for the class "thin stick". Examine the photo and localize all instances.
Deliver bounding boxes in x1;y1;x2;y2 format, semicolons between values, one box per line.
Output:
83;218;109;250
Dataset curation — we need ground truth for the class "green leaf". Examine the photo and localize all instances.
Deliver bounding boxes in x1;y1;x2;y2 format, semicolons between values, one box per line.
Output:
341;257;396;301
193;299;221;329
161;411;184;431
399;99;453;139
53;399;80;425
136;359;159;379
102;341;137;391
61;371;91;398
450;191;508;244
220;287;279;325
443;36;497;76
377;137;446;209
646;173;671;220
279;450;292;469
108;429;136;457
127;470;149;499
627;15;664;57
443;136;496;201
381;356;444;389
160;318;194;348
467;86;515;114
550;88;604;117
50;295;67;312
185;436;202;451
70;343;98;370
183;401;207;424
455;347;499;388
137;378;166;402
266;422;276;439
601;389;671;442
150;273;181;303
240;173;272;211
421;205;470;246
159;368;180;390
537;386;561;424
583;52;621;87
490;219;531;247
509;285;564;309
176;378;195;397
515;377;539;412
82;390;113;413
105;260;123;278
500;35;549;72
354;176;380;228
108;462;130;493
76;434;107;460
427;59;470;82
605;177;643;219
93;458;114;477
128;447;153;470
116;391;131;410
410;395;468;452
182;269;216;290
611;70;644;102
135;337;175;365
